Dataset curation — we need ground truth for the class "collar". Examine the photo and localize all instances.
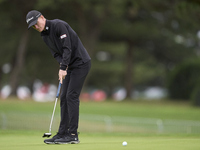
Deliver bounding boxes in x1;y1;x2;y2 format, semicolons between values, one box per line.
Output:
41;20;50;35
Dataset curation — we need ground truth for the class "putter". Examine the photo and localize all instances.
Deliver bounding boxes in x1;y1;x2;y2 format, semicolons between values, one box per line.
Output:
43;82;62;138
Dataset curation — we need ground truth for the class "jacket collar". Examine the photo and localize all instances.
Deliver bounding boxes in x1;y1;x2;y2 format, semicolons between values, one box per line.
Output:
41;20;50;36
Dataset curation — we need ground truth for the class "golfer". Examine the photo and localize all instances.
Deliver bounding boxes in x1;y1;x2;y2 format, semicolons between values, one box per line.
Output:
26;10;91;144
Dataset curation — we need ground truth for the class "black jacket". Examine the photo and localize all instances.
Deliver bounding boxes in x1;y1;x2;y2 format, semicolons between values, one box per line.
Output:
41;19;91;70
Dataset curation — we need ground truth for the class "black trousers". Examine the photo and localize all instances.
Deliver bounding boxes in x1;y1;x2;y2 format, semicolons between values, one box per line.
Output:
58;61;91;135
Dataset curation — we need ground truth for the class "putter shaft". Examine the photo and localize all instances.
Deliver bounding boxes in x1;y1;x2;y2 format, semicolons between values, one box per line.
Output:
43;82;62;138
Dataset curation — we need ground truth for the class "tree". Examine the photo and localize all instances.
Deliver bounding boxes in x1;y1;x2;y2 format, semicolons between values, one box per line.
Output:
0;0;37;95
99;0;200;99
0;0;200;100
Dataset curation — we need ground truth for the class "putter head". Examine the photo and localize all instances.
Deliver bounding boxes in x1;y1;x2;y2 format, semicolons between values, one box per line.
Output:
42;133;52;138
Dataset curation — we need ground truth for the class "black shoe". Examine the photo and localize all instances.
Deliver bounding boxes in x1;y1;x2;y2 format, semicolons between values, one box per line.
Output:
70;134;80;144
55;133;80;144
44;133;64;144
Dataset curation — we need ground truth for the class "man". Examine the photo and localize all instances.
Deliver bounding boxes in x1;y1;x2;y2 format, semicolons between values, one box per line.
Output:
26;10;91;144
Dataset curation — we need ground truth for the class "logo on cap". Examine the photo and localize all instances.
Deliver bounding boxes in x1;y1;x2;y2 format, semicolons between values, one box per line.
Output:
26;17;34;23
36;13;41;18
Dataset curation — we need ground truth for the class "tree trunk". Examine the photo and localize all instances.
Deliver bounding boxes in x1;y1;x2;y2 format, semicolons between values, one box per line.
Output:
9;29;29;96
125;43;133;99
73;2;103;88
73;2;101;57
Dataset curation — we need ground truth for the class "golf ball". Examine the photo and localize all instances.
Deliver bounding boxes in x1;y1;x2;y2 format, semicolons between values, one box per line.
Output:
122;141;127;146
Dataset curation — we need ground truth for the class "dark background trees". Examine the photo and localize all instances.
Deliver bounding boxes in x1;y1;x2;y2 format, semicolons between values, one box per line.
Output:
0;0;200;101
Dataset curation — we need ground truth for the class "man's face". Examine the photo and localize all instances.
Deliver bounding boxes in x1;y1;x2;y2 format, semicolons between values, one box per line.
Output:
32;16;45;32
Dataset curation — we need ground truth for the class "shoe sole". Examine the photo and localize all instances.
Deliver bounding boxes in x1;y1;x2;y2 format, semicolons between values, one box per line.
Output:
71;141;80;144
55;142;71;144
55;141;80;144
44;141;56;144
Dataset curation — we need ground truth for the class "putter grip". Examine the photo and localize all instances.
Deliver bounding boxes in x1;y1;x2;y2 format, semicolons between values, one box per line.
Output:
56;82;62;98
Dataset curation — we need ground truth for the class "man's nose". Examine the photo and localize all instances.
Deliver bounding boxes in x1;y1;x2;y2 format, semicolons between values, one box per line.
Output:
34;24;38;29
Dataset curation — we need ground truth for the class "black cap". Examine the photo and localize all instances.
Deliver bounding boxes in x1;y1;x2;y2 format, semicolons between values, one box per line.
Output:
26;10;42;29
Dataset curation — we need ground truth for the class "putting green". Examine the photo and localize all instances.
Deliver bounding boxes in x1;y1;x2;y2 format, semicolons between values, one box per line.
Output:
0;131;199;150
0;99;200;150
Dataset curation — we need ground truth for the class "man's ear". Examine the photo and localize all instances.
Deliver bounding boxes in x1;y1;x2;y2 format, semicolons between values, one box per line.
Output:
40;15;45;20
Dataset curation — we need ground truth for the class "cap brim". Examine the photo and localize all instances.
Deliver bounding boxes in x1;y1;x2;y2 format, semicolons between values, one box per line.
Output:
28;19;38;29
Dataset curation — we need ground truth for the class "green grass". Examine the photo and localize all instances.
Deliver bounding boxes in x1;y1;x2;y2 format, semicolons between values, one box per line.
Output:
0;98;200;150
0;130;200;150
80;100;200;120
1;98;200;120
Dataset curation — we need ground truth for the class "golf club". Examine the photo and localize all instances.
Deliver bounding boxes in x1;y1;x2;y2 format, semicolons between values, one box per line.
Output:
42;82;62;138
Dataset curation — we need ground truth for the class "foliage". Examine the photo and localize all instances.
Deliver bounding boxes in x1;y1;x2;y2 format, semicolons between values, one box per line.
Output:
167;59;200;100
0;0;200;98
191;85;200;107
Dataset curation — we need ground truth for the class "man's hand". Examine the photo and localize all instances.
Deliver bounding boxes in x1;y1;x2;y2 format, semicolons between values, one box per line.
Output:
58;69;67;84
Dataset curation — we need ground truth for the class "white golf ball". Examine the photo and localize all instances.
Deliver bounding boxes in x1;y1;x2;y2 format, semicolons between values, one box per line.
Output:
122;141;127;146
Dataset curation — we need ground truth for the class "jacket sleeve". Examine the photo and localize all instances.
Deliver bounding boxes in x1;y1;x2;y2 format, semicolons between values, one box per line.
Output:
42;36;63;64
50;50;62;64
55;22;72;70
